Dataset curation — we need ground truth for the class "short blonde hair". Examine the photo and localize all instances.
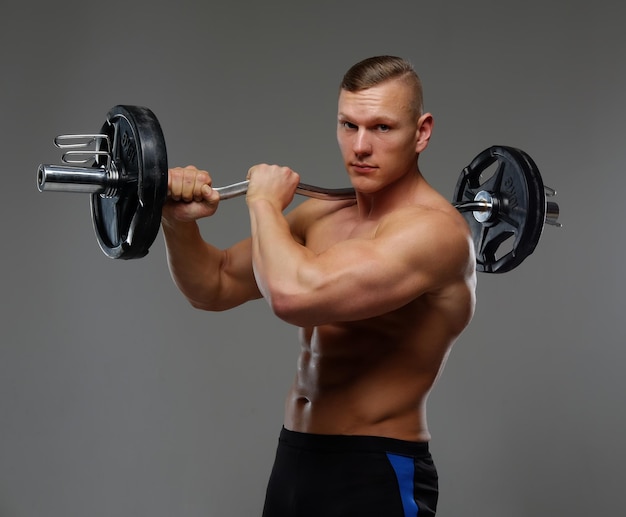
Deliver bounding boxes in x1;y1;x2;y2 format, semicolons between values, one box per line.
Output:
340;55;424;116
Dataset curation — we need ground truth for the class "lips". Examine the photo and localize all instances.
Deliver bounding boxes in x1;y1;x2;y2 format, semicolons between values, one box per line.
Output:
351;162;377;173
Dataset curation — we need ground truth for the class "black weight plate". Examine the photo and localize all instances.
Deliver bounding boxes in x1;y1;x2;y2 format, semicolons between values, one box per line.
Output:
453;146;546;273
515;148;547;261
91;105;168;259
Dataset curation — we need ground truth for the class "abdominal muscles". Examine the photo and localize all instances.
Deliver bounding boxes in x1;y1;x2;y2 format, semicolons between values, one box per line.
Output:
285;303;456;440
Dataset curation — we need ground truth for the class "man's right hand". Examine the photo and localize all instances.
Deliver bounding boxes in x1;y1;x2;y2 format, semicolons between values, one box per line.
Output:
162;166;220;223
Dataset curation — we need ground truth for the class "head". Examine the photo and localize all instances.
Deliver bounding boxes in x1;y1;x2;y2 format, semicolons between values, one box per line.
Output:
337;56;433;193
340;55;424;117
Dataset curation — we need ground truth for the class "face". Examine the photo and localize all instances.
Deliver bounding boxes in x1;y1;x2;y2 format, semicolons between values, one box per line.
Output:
337;79;432;193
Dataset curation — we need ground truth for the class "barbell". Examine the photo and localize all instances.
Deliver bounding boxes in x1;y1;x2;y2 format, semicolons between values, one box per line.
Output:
37;105;560;273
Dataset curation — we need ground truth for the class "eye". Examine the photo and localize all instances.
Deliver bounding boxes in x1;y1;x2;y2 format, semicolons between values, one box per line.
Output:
377;124;391;132
341;121;357;130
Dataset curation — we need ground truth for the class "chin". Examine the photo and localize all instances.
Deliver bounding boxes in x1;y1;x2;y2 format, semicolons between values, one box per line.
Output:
350;177;382;195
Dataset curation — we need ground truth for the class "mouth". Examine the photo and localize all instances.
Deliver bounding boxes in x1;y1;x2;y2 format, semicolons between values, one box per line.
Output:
351;162;377;173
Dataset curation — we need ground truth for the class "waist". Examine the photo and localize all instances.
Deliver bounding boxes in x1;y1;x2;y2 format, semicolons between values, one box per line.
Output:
279;426;430;457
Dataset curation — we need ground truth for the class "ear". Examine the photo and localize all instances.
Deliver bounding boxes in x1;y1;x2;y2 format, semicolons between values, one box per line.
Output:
415;113;434;153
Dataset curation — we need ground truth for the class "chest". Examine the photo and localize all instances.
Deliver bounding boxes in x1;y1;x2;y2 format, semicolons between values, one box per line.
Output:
303;208;380;254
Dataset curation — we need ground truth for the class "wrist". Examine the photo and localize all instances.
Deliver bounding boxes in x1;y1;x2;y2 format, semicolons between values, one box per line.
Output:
246;195;282;213
161;214;199;233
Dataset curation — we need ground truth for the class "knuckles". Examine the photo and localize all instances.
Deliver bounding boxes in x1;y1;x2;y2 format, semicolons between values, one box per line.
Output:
167;166;213;201
247;164;300;185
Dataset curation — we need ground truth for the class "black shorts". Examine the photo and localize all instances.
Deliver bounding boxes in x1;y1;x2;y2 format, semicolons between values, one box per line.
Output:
262;427;438;517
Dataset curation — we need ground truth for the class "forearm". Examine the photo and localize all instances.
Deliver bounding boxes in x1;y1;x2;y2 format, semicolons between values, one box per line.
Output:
161;218;229;310
248;199;314;314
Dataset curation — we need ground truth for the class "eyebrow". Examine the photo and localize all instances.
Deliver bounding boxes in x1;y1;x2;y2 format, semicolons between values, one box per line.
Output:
337;113;397;125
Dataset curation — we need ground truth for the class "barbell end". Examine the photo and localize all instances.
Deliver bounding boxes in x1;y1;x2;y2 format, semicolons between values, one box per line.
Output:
36;164;46;193
543;185;561;228
545;200;561;228
36;163;115;196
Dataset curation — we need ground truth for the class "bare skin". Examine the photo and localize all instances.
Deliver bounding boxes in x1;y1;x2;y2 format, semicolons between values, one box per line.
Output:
162;78;476;443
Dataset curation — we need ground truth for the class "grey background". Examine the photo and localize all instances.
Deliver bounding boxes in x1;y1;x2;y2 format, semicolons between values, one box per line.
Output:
1;0;623;515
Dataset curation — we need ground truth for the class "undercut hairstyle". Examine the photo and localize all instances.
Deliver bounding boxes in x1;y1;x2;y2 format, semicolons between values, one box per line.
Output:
340;55;424;116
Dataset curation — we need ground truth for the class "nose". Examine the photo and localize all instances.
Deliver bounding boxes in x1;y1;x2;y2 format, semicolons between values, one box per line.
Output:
353;129;372;157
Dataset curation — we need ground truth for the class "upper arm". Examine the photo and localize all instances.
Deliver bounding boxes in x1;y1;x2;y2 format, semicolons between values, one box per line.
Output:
176;236;261;312
199;202;313;311
165;196;318;312
272;209;475;326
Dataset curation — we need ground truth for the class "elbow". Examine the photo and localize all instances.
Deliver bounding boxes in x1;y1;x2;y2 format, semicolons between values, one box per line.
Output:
266;289;314;326
188;298;217;312
262;265;327;326
184;293;232;313
266;290;298;322
187;297;221;312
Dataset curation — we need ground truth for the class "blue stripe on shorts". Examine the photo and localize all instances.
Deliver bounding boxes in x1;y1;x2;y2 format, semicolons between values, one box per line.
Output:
386;453;419;517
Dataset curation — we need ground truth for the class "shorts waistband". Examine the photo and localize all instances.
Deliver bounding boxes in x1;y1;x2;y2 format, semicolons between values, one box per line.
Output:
278;427;430;457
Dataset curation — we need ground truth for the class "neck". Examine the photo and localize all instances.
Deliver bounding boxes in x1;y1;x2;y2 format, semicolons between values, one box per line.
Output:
354;168;426;220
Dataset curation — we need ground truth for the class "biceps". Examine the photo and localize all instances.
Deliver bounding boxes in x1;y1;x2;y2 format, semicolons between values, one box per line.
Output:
277;242;432;325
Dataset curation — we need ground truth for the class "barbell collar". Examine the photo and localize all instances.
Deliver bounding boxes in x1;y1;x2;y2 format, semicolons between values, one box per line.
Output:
453;200;492;213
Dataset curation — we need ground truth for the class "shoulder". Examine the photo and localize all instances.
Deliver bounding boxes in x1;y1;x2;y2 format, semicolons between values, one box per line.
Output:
289;197;357;220
377;202;476;285
286;198;357;243
381;201;469;240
